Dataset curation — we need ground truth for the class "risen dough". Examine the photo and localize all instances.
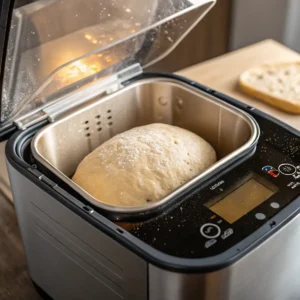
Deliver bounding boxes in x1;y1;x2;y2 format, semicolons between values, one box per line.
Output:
72;123;216;207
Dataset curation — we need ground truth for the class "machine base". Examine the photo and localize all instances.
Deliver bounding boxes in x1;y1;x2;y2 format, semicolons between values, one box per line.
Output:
32;280;53;300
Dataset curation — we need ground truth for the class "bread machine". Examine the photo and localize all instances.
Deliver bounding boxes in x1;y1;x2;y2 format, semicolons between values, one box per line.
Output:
1;0;300;299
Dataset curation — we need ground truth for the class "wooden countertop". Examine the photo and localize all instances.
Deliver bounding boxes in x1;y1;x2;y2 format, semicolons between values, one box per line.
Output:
0;39;299;299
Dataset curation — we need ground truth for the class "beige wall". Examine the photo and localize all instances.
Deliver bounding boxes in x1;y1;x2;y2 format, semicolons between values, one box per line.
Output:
230;0;288;50
284;0;300;52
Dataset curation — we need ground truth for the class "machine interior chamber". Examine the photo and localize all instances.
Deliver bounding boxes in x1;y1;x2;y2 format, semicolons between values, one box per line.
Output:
31;78;259;216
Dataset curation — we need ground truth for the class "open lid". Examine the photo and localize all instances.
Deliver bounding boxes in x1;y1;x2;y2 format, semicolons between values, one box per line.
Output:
0;0;216;138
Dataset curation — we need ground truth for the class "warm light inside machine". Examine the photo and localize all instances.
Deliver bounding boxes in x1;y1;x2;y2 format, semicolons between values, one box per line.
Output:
66;61;100;79
33;25;139;99
53;30;129;87
55;59;103;87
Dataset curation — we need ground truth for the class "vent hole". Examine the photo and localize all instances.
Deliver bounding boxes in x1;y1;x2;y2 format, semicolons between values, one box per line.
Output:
85;127;90;131
116;228;124;234
107;109;111;113
84;120;89;124
83;206;93;213
97;121;101;125
107;116;112;120
86;133;91;137
98;128;102;132
96;115;101;119
108;122;113;126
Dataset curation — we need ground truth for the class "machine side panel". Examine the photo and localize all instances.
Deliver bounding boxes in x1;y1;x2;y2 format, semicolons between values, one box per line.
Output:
7;161;147;300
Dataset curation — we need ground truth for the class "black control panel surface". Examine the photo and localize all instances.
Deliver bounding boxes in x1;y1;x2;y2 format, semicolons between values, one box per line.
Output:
130;115;300;258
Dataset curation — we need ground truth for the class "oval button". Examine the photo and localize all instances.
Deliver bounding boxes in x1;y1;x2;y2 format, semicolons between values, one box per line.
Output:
270;202;280;209
255;213;266;220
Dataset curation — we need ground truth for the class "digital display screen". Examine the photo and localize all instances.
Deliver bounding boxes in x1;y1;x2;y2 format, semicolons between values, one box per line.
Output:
207;178;276;224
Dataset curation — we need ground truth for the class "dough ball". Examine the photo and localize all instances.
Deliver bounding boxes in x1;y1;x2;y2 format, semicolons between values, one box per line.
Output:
72;123;216;207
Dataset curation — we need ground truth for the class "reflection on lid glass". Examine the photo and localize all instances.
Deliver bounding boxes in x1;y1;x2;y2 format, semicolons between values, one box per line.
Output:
1;0;215;123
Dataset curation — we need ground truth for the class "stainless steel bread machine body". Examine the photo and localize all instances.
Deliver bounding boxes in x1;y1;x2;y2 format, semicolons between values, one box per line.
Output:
6;72;300;300
2;1;300;300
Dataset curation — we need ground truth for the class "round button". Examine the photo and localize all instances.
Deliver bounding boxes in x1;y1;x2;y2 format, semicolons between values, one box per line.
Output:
200;223;221;239
255;213;266;220
270;202;280;209
278;163;296;175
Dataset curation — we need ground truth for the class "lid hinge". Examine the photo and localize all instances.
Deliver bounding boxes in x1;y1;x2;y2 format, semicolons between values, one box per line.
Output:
14;63;142;129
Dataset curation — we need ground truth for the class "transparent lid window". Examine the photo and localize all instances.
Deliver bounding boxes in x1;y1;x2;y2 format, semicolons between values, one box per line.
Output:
1;0;215;123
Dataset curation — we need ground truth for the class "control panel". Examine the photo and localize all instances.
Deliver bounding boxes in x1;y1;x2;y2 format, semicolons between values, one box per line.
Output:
130;115;300;259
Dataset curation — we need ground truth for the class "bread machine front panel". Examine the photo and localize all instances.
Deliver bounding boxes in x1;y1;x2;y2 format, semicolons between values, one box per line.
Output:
148;210;300;300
